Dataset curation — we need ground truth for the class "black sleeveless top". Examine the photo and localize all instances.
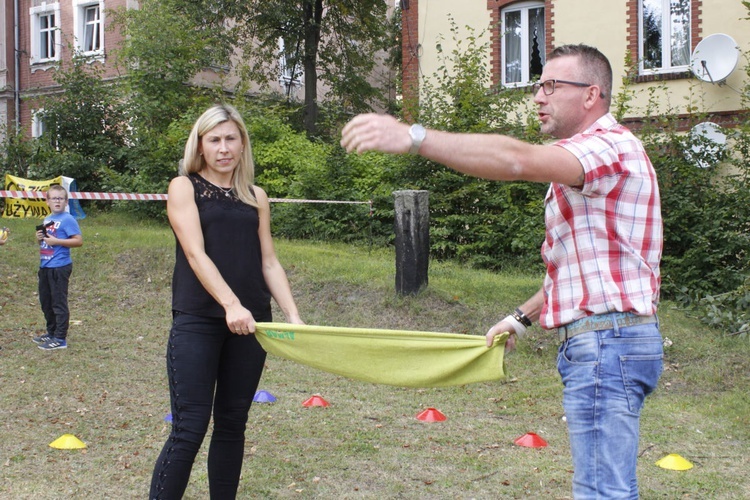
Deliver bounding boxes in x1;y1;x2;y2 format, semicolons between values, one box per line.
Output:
171;173;272;321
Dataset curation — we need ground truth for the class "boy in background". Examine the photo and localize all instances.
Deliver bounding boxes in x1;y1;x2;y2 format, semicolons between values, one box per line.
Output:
33;185;83;350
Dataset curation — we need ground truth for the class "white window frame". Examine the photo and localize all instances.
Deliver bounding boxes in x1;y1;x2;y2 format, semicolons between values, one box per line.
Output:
32;108;60;149
278;37;304;90
29;2;61;65
639;0;691;75
500;1;545;88
31;109;46;139
73;0;105;59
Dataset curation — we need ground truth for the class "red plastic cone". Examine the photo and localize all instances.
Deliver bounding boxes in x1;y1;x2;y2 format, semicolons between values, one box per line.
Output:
514;432;548;448
302;394;330;407
416;407;447;422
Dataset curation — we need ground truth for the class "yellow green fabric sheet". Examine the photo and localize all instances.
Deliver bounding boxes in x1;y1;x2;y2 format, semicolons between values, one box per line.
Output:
255;322;508;388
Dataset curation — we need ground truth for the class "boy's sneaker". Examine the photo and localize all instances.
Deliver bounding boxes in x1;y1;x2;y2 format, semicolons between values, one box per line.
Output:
38;338;67;350
32;334;52;344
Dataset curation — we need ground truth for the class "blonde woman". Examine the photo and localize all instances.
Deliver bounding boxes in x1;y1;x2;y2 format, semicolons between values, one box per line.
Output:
150;104;303;499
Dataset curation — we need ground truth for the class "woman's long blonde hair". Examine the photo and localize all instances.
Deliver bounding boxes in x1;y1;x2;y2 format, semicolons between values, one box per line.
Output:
180;104;258;207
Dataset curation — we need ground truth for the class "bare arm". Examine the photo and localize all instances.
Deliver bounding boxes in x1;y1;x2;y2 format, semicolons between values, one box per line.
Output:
254;186;303;325
167;176;257;334
486;287;546;350
341;113;584;187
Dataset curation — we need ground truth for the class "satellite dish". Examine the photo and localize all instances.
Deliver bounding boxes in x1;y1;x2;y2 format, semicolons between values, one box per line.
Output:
688;122;727;168
690;34;739;84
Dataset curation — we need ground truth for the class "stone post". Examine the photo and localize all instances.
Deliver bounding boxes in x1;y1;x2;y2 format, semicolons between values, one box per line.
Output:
393;190;429;295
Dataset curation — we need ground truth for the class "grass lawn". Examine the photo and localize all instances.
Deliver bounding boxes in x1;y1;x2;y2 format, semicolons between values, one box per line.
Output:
0;211;748;499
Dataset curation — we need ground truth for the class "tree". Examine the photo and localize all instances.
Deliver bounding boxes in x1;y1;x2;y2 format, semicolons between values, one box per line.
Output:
29;53;130;191
400;21;546;269
111;0;224;132
158;0;394;138
108;0;232;214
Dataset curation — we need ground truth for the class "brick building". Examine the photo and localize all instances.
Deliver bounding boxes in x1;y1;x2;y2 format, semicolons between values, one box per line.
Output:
0;1;398;145
1;0;137;142
400;0;748;131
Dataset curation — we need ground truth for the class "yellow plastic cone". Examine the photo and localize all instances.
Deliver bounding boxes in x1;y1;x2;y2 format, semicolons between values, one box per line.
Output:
49;434;87;450
655;453;693;470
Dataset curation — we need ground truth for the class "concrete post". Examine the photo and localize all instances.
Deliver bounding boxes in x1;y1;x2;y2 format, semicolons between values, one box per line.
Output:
393;190;429;295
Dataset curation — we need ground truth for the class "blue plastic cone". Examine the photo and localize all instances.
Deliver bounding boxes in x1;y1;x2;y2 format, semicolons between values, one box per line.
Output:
253;390;277;403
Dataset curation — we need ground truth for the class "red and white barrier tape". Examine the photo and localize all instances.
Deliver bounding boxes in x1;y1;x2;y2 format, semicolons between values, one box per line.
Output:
1;190;166;201
0;190;371;206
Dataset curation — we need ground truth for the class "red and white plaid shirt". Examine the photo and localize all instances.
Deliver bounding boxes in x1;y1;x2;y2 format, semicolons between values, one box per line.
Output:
539;113;662;330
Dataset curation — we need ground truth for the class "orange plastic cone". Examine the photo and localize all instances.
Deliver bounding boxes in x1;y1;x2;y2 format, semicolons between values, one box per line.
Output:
302;394;330;407
514;432;548;448
416;407;447;422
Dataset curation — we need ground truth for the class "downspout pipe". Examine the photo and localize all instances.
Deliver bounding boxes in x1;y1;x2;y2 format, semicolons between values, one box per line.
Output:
14;0;20;134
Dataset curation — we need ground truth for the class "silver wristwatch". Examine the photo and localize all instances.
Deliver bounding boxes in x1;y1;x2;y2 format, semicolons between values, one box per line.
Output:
409;124;426;155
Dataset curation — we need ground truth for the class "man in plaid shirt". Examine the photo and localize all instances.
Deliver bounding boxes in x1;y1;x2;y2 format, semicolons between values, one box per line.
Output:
342;44;663;499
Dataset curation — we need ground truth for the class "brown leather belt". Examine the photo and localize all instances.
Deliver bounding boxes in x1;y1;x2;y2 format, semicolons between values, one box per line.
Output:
557;312;657;342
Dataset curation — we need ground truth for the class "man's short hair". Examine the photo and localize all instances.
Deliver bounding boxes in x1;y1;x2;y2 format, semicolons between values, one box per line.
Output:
549;44;613;102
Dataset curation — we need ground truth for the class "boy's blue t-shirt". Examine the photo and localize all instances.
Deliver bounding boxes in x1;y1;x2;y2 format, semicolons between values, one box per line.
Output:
39;212;81;268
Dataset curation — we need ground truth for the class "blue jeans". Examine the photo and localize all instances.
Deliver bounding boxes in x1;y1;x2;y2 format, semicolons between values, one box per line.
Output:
557;319;663;499
150;313;268;500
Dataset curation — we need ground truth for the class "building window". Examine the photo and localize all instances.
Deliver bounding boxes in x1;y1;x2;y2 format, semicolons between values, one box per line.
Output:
640;0;691;74
40;14;56;59
83;5;101;52
74;0;104;57
501;1;545;87
31;109;46;139
278;37;303;92
32;109;59;149
30;3;61;64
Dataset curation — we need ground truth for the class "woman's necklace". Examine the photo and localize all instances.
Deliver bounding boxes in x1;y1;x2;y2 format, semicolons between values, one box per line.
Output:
201;174;233;197
217;185;233;197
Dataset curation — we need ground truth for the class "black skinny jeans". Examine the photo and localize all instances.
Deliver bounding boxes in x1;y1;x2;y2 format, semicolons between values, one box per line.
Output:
150;313;267;499
38;264;72;340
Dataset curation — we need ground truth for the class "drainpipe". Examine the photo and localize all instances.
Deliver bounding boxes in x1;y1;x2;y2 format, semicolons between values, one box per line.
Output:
14;0;20;134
